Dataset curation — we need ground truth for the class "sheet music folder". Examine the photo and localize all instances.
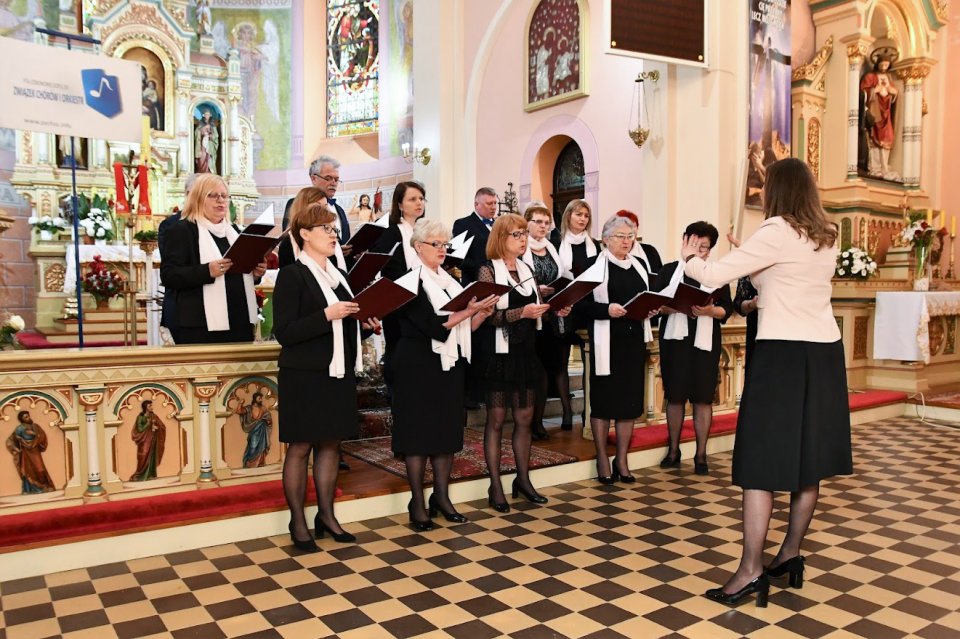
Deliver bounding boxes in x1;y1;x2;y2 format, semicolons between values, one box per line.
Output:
223;205;282;274
439;281;511;312
344;223;387;255
547;259;605;311
664;283;718;317
623;291;672;321
348;243;397;291
349;269;419;321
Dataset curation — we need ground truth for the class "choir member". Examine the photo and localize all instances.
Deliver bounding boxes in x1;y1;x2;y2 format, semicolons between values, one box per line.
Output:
474;214;570;511
273;202;380;552
391;219;498;531
657;222;734;476
684;158;851;607
160;174;266;344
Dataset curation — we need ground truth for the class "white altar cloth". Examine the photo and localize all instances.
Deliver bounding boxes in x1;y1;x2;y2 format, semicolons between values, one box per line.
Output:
873;291;960;363
64;244;161;289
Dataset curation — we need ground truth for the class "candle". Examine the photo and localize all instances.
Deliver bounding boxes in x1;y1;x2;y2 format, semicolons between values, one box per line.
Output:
141;116;151;164
927;208;933;224
952;214;956;236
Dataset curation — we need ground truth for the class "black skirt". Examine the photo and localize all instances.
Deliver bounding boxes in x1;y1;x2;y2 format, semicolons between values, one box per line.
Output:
589;322;647;420
733;340;852;492
278;367;359;443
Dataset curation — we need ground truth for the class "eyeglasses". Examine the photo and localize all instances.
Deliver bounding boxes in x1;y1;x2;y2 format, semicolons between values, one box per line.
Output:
312;174;341;184
508;230;530;239
309;224;339;236
610;233;635;241
206;193;229;201
420;241;453;250
530;219;551;226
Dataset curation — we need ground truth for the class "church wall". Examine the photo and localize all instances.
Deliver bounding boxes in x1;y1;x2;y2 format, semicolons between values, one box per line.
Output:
937;11;960;227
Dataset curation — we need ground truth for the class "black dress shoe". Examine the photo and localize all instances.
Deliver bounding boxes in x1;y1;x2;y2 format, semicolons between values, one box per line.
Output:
428;494;468;523
694;460;709;476
289;522;320;553
611;457;636;484
766;555;805;589
487;488;510;513
407;499;435;532
512;479;547;504
560;413;574;431
314;514;356;543
596;461;615;485
704;574;769;608
338;460;350;472
531;423;550;441
659;449;681;469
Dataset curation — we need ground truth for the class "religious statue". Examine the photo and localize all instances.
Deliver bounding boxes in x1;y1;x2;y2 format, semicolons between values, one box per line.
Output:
534;27;555;99
57;135;86;169
130;400;166;481
860;47;900;181
6;410;56;494
553;36;575;83
195;0;211;37
194;109;219;174
238;392;272;468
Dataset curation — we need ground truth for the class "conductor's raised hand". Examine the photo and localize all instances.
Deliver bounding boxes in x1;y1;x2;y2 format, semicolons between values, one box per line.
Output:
726;232;742;249
680;234;701;261
208;258;233;278
608;303;627;319
521;303;551;320
325;301;360;321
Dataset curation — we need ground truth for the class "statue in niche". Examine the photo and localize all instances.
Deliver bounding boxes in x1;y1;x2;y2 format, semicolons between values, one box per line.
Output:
859;47;900;181
194;107;220;174
6;410;56;494
57;135;86;169
237;392;272;468
130;400;166;481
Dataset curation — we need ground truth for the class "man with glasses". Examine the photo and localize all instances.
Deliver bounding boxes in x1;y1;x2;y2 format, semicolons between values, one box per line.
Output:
281;155;354;268
452;187;498;285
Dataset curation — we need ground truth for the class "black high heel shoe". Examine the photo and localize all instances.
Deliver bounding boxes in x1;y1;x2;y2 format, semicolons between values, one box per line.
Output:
531;422;550;441
694;460;709;475
428;494;468;523
407;499;435;532
512;479;547;504
289;522;320;553
487;488;510;513
659;449;681;469
704;574;769;608
560;412;574;431
766;555;805;589
611;457;635;484
596;461;615;485
314;514;356;543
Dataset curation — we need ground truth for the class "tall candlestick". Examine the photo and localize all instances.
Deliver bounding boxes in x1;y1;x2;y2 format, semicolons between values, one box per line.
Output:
952;214;956;236
927;208;933;224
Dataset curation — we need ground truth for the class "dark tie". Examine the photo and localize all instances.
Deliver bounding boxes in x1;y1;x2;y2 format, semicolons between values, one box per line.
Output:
328;198;337;207
482;218;494;227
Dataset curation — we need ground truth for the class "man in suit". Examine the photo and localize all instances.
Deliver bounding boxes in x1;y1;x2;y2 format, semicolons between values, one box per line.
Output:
280;155;353;269
157;172;200;344
452;187;498;285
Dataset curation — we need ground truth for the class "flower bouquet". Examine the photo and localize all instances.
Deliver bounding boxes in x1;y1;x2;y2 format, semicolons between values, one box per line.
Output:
82;255;124;308
835;247;877;280
28;215;66;241
900;213;945;290
76;194;116;243
0;314;25;349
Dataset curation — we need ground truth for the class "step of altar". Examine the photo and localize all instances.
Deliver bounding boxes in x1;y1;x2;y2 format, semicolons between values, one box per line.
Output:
49;310;147;338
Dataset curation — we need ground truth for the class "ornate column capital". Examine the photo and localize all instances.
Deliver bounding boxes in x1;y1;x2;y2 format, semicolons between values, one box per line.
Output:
192;381;220;401
78;388;105;409
845;41;870;64
895;61;934;85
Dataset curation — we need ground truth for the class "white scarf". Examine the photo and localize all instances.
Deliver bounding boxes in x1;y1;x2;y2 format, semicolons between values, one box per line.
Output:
298;252;362;378
419;266;471;371
593;250;653;376
522;235;562;272
559;231;598;278
398;219;423;272
491;258;540;354
196;217;257;331
629;241;652;272
662;262;715;351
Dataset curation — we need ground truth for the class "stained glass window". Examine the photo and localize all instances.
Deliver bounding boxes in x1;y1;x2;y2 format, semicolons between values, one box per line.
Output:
327;0;379;137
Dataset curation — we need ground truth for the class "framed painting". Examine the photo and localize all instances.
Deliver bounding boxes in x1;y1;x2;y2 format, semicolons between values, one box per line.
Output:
524;0;589;112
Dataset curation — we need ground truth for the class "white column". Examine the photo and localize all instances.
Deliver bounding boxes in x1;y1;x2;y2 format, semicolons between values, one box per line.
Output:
193;382;219;482
177;90;191;174
897;64;930;189
94;140;107;169
79;390;105;497
229;97;241;177
734;345;745;406
844;41;869;179
36;132;49;164
646;354;658;420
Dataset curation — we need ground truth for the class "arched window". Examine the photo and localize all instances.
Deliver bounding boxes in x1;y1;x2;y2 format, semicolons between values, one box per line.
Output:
552;140;585;227
327;0;380;137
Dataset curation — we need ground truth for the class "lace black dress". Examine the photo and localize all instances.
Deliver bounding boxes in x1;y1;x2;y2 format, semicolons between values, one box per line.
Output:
471;262;545;408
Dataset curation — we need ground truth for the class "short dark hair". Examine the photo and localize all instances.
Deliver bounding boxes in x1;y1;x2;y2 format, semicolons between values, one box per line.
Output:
17;410;29;422
683;221;719;248
474;187;497;201
390;181;426;225
141;400;153;412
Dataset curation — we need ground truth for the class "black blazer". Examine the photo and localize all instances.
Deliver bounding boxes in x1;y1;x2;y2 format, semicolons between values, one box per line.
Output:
452;213;492;284
638;242;664;274
159;220;220;329
157;212;182;329
273;262;360;370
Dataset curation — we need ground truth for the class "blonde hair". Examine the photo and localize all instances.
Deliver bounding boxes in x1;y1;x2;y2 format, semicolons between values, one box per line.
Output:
182;174;228;223
559;199;592;237
486;213;527;260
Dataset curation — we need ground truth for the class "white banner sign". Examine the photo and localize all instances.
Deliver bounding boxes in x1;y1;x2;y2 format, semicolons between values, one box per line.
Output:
0;37;141;142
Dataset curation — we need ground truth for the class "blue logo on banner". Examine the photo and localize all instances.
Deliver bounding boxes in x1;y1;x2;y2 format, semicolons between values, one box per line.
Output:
81;69;122;118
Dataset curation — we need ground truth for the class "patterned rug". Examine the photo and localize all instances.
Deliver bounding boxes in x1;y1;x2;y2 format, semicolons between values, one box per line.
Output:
341;428;577;482
924;391;960;408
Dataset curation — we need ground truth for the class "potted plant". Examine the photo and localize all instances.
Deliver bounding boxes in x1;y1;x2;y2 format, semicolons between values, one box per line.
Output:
28;215;66;241
835;247;878;280
134;229;159;253
82;255;124;309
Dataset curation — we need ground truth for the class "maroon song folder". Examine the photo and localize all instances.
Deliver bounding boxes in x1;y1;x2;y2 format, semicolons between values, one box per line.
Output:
439;281;511;312
348;245;396;291
223;234;284;274
343;223;387;255
349;277;417;321
664;283;718;317
547;259;605;311
544;276;572;298
623;291;672;321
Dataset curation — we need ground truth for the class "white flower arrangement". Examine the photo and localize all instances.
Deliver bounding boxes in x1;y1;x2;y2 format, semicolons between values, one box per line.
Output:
79;207;114;241
1;314;24;347
899;219;938;248
835;247;877;280
28;215;67;234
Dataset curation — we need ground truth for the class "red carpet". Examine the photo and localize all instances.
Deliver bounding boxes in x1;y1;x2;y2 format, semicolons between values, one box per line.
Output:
612;390;910;448
16;331;147;349
0;481;342;551
342;429;577;483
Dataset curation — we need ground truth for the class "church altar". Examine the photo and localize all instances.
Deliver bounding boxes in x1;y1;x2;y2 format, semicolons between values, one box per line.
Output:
873;292;960;364
64;244;161;291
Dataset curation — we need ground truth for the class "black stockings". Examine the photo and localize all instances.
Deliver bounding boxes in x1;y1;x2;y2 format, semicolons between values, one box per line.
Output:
665;401;713;462
281;440;346;540
484;393;535;502
404;453;456;520
589;419;635;476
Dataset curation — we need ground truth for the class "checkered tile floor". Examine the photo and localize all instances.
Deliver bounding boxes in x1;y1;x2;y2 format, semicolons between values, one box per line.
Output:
2;416;959;639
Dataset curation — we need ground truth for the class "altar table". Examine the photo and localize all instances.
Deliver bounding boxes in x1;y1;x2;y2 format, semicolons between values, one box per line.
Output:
64;244;161;289
873;291;960;363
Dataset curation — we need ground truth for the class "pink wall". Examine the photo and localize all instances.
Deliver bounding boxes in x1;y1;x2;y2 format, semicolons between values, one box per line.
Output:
942;15;960;236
